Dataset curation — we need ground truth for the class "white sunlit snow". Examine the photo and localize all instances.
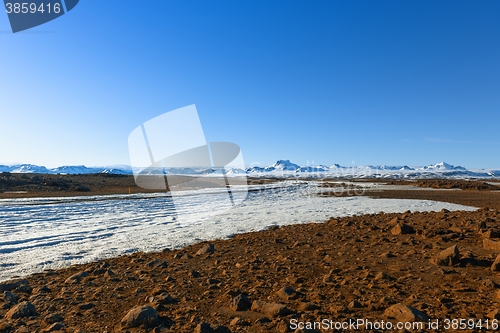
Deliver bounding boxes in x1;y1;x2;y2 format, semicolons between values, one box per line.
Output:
0;181;476;282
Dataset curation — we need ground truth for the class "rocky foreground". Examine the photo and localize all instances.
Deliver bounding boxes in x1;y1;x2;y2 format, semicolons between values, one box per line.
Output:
1;183;500;333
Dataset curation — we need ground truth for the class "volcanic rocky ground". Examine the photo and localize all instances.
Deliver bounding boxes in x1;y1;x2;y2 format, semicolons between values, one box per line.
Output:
1;179;500;332
0;173;274;198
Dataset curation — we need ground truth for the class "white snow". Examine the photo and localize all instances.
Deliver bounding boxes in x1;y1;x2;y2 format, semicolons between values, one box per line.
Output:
0;181;477;282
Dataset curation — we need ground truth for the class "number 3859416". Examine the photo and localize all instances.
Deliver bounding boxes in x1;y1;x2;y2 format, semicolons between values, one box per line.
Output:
5;2;61;14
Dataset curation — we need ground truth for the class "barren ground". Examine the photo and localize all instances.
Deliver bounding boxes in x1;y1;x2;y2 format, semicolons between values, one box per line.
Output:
1;178;500;332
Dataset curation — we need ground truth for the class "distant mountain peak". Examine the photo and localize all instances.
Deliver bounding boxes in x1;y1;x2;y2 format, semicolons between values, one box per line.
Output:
265;160;300;171
424;162;466;171
0;160;496;179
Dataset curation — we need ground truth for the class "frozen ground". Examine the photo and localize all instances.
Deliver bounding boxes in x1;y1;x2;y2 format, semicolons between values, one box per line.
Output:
0;181;476;282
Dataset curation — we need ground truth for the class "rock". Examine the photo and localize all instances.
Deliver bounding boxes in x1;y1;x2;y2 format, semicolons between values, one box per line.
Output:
230;317;246;326
147;259;168;268
120;305;159;328
64;271;89;284
75;185;90;192
195;322;214;333
214;325;231;333
433;245;460;266
286;276;303;284
207;278;220;285
251;300;292;317
147;293;174;305
196;243;215;255
384;303;429;322
45;322;65;331
158;293;174;304
3;291;18;304
487;309;500;320
297;302;320;311
255;317;272;324
5;301;36;319
374;272;394;281
482;230;500;238
190;270;201;278
35;286;51;293
277;286;297;300
388;217;401;225
491;254;500;271
44;313;64;325
0;279;29;292
391;223;415;235
484;239;500;250
349;300;362;308
79;303;95;310
323;274;334;283
229;294;251;311
104;269;116;278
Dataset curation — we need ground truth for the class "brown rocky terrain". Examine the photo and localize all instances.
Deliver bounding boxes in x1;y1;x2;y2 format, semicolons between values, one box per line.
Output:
0;173;277;198
386;179;500;191
1;179;500;332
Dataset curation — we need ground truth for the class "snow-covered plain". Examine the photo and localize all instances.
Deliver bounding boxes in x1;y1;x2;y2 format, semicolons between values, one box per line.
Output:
0;181;476;282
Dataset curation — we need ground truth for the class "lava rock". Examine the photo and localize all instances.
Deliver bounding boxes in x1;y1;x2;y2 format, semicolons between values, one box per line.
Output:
120;305;159;328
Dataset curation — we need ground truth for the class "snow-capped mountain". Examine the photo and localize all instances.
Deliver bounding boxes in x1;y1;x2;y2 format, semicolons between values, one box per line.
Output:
0;164;51;174
264;159;300;172
0;164;133;175
423;162;467;171
0;161;498;179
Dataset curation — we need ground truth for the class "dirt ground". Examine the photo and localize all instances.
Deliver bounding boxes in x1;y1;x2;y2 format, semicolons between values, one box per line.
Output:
1;178;500;332
0;173;277;198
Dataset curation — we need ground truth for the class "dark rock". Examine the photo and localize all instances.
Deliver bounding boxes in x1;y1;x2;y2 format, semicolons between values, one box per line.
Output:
433;245;460;266
385;303;429;322
277;286;297;300
44;313;64;325
190;270;201;278
391;223;415;235
5;301;36;319
349;300;362;308
3;291;18;305
147;259;168;268
0;279;29;292
121;305;159;328
229;294;251;311
196;244;215;255
46;322;65;331
195;322;214;333
79;303;95;310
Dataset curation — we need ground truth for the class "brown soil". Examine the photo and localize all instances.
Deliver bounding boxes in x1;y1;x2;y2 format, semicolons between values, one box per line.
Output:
0;173;277;199
386;179;500;191
1;180;500;332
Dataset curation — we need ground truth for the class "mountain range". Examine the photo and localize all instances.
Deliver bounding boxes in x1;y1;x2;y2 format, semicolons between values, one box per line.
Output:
0;160;498;179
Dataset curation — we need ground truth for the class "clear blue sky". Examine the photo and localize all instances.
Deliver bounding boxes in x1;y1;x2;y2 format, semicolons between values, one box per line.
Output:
1;1;499;169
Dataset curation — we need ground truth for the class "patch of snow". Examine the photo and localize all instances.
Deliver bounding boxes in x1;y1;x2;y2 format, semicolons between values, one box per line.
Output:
0;181;476;281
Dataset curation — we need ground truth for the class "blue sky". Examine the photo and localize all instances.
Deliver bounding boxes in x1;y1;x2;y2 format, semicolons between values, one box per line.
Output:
1;1;499;169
